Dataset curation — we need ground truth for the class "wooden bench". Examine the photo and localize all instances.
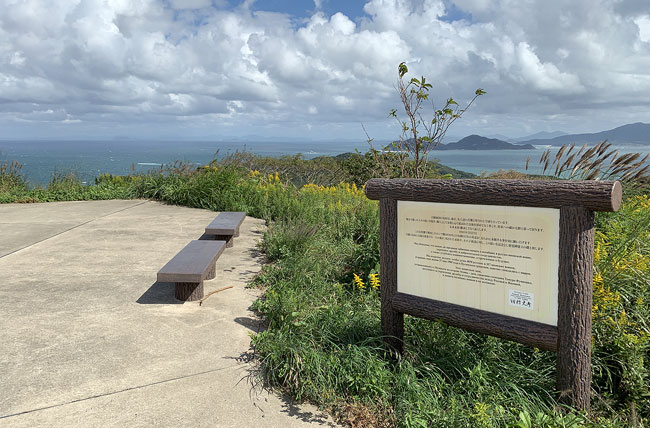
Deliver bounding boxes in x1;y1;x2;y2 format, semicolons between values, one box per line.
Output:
202;212;246;247
157;240;226;301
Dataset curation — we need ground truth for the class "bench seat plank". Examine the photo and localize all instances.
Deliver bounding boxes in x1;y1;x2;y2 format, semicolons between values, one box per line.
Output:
205;211;246;235
157;240;226;284
203;212;246;247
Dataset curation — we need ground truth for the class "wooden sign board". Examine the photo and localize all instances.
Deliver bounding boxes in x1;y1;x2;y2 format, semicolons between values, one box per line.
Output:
397;201;559;326
364;178;622;412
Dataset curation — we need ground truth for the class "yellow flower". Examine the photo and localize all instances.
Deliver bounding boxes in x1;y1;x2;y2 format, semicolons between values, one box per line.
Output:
353;273;365;290
593;271;603;285
369;273;380;290
614;259;630;272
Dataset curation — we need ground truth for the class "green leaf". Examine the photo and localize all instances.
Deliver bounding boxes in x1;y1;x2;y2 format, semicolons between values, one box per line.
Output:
516;411;532;428
475;88;486;95
398;62;408;78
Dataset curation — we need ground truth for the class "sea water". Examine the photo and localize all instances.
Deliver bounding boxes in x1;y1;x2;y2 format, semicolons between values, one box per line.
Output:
0;140;361;185
1;139;649;186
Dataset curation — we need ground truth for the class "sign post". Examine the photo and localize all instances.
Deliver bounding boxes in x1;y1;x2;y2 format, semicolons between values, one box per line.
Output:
365;178;622;412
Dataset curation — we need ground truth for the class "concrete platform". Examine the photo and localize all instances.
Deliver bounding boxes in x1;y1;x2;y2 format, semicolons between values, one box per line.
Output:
0;200;337;427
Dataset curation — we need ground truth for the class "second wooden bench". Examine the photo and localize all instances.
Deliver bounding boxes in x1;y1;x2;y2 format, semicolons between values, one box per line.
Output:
202;211;246;247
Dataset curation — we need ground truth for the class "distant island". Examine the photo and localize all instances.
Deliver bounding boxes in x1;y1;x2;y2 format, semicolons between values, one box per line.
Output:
437;135;535;150
388;122;650;151
391;135;534;151
518;122;650;146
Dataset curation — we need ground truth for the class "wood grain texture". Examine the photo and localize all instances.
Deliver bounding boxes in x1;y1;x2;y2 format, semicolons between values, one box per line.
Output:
557;206;594;412
380;198;404;353
391;292;558;351
175;281;203;301
205;264;216;280
365;179;621;212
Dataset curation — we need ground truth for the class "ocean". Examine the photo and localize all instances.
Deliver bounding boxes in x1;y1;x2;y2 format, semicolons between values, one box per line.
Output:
1;139;649;186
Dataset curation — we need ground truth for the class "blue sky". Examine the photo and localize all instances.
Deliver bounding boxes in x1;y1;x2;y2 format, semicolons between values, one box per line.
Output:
248;0;471;24
1;0;649;141
251;0;368;21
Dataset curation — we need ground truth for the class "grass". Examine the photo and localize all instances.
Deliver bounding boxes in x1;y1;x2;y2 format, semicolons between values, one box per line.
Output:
1;156;649;427
249;177;650;427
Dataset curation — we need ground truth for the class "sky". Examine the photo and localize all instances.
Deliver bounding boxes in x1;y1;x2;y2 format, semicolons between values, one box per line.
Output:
1;0;650;142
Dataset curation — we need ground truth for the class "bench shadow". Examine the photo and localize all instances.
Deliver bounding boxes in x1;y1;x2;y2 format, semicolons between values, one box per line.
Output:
234;316;266;333
137;282;183;304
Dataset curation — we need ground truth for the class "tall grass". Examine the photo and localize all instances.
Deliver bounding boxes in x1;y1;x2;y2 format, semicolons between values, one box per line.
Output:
0;160;29;202
531;141;649;184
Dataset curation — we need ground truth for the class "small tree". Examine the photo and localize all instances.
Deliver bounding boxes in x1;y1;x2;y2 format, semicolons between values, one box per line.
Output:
368;62;485;178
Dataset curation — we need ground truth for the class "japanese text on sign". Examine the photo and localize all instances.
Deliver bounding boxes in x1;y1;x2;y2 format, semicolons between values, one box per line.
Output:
397;201;559;326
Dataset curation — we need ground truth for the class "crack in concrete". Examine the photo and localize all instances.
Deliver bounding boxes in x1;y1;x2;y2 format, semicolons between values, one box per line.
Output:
0;364;240;420
0;200;148;260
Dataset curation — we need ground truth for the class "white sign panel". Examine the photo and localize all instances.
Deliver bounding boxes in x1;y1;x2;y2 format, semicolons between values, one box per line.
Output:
397;201;559;326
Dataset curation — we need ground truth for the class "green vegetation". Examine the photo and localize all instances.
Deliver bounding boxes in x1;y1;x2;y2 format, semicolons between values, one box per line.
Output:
369;62;484;179
0;153;473;204
1;155;648;427
0;161;135;203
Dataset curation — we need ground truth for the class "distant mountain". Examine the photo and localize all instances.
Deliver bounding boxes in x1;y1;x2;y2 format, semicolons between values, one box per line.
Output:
485;133;514;142
390;135;535;150
512;131;568;142
438;135;535;150
520;122;650;146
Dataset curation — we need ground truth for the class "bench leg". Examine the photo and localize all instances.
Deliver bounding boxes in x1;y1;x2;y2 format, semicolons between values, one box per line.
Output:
175;281;204;301
214;234;234;248
205;263;216;280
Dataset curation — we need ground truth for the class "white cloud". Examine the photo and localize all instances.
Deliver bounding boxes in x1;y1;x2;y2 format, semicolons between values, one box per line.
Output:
0;0;649;139
515;42;584;94
637;15;650;43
